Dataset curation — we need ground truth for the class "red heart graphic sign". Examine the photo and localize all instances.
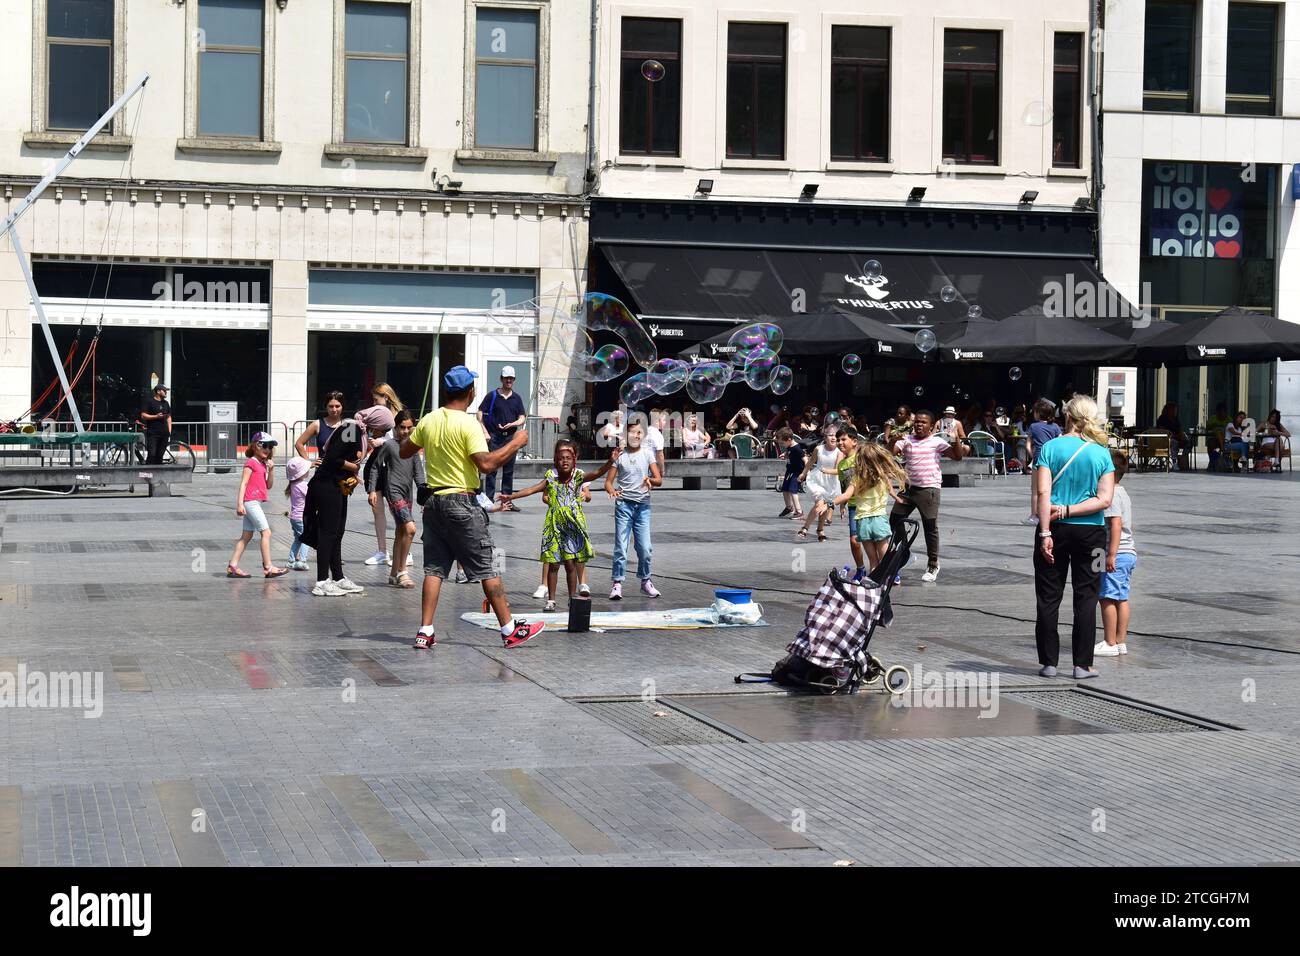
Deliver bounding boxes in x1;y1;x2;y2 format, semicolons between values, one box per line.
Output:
1208;187;1232;211
1214;239;1241;258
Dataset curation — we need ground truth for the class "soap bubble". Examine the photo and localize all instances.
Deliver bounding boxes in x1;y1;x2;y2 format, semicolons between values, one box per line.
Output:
685;362;730;403
583;292;658;369
916;313;929;325
940;285;958;303
576;343;629;382
913;386;924;397
915;328;937;354
647;358;690;394
1009;366;1023;381
619;372;657;407
727;323;784;366
641;59;666;82
967;304;983;319
864;259;882;279
743;347;779;389
823;412;841;427
841;354;862;376
770;365;793;395
963;393;970;401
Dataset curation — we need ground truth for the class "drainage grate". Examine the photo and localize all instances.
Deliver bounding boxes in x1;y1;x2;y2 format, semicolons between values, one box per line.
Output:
1007;690;1218;734
576;699;745;747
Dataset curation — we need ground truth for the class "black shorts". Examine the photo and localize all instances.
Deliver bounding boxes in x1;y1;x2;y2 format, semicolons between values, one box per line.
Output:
421;493;496;581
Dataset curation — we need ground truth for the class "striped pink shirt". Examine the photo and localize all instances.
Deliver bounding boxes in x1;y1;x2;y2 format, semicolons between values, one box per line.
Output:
900;434;950;488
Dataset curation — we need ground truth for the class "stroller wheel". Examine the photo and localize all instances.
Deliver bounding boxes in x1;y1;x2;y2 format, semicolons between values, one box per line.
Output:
863;655;884;686
884;665;912;695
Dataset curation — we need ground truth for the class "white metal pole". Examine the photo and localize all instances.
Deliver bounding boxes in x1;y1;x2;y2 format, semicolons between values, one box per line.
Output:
10;231;84;431
163;327;173;394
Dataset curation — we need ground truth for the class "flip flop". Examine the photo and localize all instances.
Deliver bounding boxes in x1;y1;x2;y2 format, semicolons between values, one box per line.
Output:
263;567;289;578
796;529;808;539
227;566;251;578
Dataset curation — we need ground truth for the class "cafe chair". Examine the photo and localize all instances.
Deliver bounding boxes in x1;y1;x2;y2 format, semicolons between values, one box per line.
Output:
966;430;1003;477
730;433;758;460
1135;431;1172;472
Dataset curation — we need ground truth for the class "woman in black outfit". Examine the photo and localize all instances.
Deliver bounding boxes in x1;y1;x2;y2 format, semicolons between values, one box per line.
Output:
303;405;395;596
1156;402;1188;471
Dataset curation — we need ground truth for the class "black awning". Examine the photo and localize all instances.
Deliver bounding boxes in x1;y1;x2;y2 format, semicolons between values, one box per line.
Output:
1136;307;1300;366
598;244;1140;326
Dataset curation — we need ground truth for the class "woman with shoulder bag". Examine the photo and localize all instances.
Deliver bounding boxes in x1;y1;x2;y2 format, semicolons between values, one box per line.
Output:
302;405;395;597
1032;395;1116;680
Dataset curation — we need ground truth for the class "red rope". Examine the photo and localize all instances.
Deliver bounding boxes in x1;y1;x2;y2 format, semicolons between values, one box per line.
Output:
20;338;79;421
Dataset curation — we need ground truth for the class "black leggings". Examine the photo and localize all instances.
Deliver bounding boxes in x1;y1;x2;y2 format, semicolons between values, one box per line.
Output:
307;479;348;582
1033;523;1106;668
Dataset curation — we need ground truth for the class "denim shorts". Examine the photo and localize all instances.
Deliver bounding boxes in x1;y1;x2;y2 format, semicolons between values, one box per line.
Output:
1100;552;1137;601
853;513;892;542
241;499;270;533
422;492;496;581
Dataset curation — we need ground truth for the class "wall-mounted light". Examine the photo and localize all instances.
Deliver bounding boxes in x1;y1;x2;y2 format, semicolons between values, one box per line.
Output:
437;175;462;194
800;183;819;199
1019;190;1039;205
276;0;289;10
1074;196;1091;210
908;186;927;202
695;179;713;196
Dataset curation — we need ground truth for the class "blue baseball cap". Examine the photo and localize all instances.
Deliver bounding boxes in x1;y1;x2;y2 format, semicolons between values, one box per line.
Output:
443;365;478;391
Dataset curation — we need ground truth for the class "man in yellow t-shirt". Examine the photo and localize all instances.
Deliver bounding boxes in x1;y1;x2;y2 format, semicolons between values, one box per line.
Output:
400;365;543;651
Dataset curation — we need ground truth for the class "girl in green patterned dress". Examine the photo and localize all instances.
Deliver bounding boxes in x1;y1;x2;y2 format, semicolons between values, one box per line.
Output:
501;440;603;611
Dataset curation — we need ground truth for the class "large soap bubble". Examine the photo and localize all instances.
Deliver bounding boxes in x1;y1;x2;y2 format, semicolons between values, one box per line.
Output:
940;285;958;303
727;323;784;367
841;354;862;376
576;344;630;382
915;328;937;354
619;372;657;407
770;365;793;395
742;347;779;389
583;292;659;369
647;358;690;395
685;362;730;404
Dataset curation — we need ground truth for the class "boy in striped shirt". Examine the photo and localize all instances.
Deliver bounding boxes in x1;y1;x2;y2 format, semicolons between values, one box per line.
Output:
890;409;965;583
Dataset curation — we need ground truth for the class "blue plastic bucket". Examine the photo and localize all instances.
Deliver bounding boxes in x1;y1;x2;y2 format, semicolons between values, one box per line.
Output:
715;588;752;605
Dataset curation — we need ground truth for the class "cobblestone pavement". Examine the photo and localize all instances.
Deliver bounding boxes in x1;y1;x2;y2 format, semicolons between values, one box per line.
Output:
1;468;1298;866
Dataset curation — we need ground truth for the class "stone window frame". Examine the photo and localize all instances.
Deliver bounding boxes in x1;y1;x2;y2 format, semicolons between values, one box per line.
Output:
324;0;428;163
178;0;283;156
457;0;558;167
26;0;131;151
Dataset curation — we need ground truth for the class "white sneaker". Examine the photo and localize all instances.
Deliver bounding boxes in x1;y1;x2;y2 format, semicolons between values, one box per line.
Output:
364;551;388;566
333;577;365;594
578;582;590;597
1118;643;1128;655
544;600;558;612
406;554;414;567
532;584;549;599
312;579;346;597
1094;640;1122;657
921;565;940;583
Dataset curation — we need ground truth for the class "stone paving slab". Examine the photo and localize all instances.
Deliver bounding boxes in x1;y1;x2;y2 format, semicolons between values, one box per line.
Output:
1;469;1298;866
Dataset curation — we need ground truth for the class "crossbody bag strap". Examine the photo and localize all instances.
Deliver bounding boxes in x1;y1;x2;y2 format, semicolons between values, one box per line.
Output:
1050;442;1090;487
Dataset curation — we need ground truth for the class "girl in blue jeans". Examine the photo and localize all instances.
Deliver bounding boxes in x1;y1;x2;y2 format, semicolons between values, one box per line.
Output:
603;422;663;600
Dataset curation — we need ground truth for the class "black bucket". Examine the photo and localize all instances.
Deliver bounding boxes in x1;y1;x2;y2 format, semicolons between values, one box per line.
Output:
567;596;592;632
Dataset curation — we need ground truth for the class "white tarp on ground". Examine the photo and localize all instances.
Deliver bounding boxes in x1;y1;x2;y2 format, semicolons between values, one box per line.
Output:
459;604;767;631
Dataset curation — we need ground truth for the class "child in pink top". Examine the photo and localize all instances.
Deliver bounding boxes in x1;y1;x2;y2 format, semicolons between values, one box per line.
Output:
284;456;312;570
227;432;289;578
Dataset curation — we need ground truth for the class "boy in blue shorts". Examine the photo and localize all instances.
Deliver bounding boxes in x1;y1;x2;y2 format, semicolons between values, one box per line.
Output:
1095;449;1136;656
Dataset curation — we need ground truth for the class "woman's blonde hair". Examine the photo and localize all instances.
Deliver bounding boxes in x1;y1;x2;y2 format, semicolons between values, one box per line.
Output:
852;442;907;497
371;382;404;413
1064;394;1108;446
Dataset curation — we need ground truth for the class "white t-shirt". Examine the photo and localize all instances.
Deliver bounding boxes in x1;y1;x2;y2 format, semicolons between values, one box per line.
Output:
645;425;665;454
1104;484;1136;555
615;446;656;501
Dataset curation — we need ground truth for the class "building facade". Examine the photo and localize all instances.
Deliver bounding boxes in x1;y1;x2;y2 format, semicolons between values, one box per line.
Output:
1100;0;1300;426
588;0;1113;422
0;0;593;432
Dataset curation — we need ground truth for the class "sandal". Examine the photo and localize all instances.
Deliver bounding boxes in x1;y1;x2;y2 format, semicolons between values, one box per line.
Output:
796;528;808;539
226;565;251;578
263;566;289;578
392;572;415;589
817;532;828;542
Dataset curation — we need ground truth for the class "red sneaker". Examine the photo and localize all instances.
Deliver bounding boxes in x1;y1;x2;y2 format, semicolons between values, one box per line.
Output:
414;633;437;650
502;620;545;648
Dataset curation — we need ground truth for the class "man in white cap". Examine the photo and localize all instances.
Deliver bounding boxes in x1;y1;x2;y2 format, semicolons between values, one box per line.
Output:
475;366;527;508
935;405;966;444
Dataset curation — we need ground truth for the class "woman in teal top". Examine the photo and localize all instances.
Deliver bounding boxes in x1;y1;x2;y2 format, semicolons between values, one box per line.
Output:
1032;395;1116;680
